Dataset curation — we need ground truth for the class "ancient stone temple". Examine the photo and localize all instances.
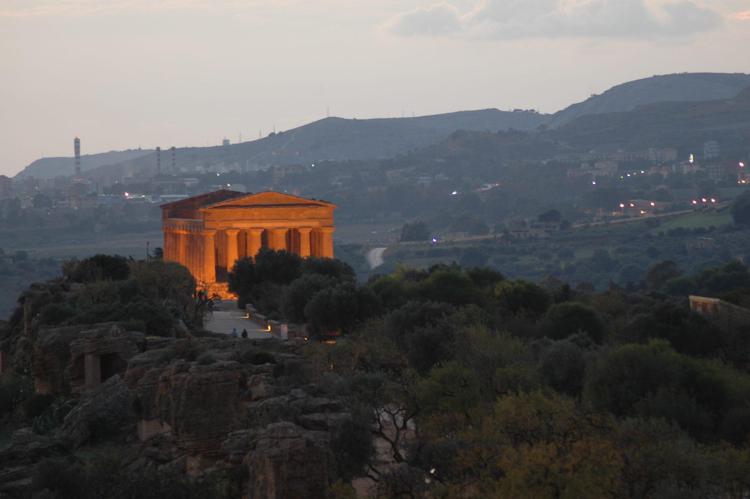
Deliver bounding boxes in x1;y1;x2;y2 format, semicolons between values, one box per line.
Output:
161;190;336;296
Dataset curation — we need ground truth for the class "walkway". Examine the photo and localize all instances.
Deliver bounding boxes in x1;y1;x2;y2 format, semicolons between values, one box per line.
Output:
204;300;272;339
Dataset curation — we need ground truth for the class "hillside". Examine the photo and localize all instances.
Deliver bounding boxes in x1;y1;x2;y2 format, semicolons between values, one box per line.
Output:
16;73;750;181
549;73;750;127
14;149;152;179
551;84;750;153
81;109;547;181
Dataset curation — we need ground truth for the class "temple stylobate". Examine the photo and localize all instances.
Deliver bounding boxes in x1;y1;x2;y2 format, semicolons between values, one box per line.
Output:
161;190;336;296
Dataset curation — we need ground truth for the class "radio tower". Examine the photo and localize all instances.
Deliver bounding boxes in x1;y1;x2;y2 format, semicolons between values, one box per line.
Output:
156;146;161;174
74;137;81;177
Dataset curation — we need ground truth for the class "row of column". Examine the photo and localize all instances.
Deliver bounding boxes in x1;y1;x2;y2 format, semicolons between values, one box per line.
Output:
164;226;334;284
224;227;334;273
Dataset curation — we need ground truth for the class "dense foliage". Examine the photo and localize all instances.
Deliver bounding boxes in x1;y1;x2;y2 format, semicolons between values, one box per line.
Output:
288;258;750;497
7;256;203;337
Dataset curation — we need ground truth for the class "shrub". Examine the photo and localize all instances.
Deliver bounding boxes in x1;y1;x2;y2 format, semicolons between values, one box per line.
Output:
540;302;606;343
23;393;55;419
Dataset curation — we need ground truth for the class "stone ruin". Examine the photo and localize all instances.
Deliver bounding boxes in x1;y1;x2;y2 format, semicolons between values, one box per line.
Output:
32;323;144;394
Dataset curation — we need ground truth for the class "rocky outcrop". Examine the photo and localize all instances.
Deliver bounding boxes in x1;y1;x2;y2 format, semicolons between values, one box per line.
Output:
32;323;143;394
32;324;92;394
244;422;333;499
0;429;68;497
58;375;134;448
130;360;243;457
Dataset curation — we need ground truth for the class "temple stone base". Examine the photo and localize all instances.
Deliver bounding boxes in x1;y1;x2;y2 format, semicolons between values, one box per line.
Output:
204;282;236;301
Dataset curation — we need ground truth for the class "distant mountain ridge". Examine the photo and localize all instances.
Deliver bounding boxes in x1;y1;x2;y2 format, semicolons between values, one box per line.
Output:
13;72;750;180
549;73;750;127
15;149;152;180
549;82;750;154
76;109;549;182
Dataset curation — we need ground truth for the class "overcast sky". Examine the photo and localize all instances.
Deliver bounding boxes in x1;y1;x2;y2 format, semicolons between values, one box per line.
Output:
1;0;748;176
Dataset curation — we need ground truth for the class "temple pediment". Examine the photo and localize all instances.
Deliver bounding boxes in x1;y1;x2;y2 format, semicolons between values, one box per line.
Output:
204;191;335;210
160;189;245;210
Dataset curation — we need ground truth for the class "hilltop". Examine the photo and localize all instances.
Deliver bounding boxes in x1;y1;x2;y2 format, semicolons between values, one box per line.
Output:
15;149;152;180
13;72;750;181
549;72;750;127
68;109;548;182
551;83;750;154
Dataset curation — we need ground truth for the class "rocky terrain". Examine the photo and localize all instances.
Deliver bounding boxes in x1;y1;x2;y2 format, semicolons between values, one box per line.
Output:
0;262;371;499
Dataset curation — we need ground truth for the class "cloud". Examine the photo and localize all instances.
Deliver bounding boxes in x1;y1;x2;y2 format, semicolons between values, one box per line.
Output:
386;0;724;39
386;3;463;36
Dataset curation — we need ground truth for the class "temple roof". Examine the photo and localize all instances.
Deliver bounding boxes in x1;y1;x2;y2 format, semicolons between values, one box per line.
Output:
203;191;336;210
159;189;246;210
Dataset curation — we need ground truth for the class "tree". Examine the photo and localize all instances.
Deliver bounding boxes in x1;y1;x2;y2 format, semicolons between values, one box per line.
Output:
367;275;410;311
584;340;750;440
621;302;724;358
645;261;681;290
400;221;430;242
304;283;361;337
416;268;483;307
253;248;302;284
540;340;586;396
732;191;750;226
65;254;130;283
494;279;551;318
466;267;505;290
281;274;337;323
541;302;606;343
416;362;481;417
445;392;622;498
538;209;562;223
227;257;256;304
301;257;355;281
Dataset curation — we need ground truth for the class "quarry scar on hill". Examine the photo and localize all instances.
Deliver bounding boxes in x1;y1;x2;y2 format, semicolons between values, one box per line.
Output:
161;190;336;297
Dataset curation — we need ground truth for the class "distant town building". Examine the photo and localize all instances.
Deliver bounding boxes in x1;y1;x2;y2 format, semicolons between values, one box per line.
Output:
689;295;750;331
593;160;619;177
647;147;678;163
706;162;734;180
703;140;720;160
222;138;230;147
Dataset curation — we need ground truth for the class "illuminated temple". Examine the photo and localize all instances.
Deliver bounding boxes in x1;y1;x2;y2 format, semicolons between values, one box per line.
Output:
161;190;336;296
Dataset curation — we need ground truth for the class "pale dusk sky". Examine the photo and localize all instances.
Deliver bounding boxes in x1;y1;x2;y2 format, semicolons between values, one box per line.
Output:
1;0;748;176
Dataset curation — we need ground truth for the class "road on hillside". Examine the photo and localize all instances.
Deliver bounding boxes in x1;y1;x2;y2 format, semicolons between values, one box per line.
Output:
367;247;387;269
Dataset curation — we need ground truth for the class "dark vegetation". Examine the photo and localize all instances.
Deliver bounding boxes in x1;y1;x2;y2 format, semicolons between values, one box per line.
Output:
10;255;204;337
225;250;750;496
3;246;750;497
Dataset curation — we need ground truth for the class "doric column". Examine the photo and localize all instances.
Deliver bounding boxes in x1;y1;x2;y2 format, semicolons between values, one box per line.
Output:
163;230;171;261
203;230;216;283
177;232;186;266
319;227;335;258
298;227;312;258
247;228;263;260
84;354;101;388
268;228;288;251
225;229;240;272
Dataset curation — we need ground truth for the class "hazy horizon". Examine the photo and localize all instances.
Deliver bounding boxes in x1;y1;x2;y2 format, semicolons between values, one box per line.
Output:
2;0;749;177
